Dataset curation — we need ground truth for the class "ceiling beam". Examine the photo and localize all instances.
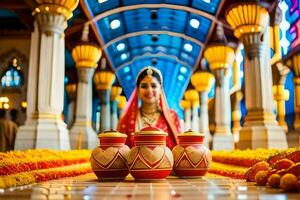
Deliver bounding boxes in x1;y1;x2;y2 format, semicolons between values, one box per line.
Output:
89;4;217;23
103;30;204;49
117;52;192;71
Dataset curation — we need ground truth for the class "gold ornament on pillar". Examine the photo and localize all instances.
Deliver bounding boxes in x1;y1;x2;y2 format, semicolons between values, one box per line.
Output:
72;44;102;69
191;72;214;92
110;86;123;101
94;71;115;90
204;45;235;71
72;23;102;69
184;89;199;103
65;83;77;101
226;3;269;39
33;0;79;20
180;100;191;111
117;96;127;110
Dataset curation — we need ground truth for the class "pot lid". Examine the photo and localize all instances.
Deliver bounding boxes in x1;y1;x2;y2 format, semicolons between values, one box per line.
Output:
179;130;205;137
98;130;127;138
135;126;167;136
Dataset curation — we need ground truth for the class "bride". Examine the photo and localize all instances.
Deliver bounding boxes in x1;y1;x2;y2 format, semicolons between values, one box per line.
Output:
117;66;182;149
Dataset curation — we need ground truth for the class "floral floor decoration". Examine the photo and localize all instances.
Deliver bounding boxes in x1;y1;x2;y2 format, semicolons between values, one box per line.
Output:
1;148;299;192
0;149;92;189
209;147;300;192
209;148;299;178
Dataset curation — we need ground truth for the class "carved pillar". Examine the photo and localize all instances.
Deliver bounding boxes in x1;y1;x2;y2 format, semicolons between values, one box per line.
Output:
180;99;191;131
272;62;290;132
94;63;115;132
15;0;79;150
69;25;102;149
204;45;235;150
184;90;199;132
273;85;289;132
191;71;214;147
65;83;77;128
110;86;122;130
226;3;287;149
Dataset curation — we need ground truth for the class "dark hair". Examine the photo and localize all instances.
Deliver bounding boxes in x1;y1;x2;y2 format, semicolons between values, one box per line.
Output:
136;67;162;87
0;109;6;118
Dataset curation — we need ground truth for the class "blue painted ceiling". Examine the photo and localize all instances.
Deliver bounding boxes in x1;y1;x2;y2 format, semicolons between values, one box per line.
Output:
82;0;221;110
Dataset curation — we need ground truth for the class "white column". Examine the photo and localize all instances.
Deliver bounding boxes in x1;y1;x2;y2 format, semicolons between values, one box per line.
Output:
199;91;211;147
184;108;191;131
70;68;97;149
238;30;287;149
67;101;75;127
111;100;118;130
213;69;234;150
99;90;111;132
191;103;199;132
15;14;70;150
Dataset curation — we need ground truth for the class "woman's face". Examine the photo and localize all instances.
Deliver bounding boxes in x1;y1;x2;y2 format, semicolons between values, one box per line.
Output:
138;75;161;104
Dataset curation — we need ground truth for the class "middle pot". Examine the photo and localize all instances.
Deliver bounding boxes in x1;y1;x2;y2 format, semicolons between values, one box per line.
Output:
128;126;174;181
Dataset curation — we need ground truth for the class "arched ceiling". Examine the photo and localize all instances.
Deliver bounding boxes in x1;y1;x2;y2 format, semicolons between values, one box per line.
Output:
80;0;228;110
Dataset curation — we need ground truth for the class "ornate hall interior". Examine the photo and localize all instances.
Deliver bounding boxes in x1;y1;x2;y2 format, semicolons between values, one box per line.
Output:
0;0;300;199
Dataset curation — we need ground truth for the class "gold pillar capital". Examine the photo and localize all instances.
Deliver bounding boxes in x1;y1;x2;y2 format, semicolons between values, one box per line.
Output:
94;71;115;90
191;72;214;92
204;45;235;71
184;89;199;102
226;3;269;39
72;43;102;69
110;86;122;101
180;100;191;110
33;0;79;20
192;101;200;108
117;95;127;109
65;83;77;101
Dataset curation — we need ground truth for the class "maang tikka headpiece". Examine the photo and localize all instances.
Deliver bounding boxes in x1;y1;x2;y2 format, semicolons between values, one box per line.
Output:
136;66;163;84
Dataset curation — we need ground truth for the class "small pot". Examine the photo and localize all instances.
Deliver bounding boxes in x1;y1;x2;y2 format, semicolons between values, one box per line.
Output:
172;130;212;178
90;130;130;181
128;126;173;181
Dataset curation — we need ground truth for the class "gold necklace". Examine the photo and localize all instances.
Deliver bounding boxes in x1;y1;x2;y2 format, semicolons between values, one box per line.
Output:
140;108;158;115
140;109;160;126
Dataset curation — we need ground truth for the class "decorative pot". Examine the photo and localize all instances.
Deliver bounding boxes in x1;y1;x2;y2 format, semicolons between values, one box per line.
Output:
128;126;173;181
90;130;130;181
172;130;212;177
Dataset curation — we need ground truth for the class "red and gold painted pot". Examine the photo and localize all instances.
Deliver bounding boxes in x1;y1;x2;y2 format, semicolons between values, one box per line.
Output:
172;130;212;177
128;127;173;180
90;130;130;181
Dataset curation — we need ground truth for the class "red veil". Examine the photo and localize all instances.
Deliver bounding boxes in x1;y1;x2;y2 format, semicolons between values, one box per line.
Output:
117;88;180;149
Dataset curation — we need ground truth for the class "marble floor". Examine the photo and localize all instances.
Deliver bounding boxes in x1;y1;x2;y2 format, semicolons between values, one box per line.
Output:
0;173;299;200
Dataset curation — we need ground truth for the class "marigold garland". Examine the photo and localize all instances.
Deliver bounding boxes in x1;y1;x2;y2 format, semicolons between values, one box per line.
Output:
211;148;299;167
0;163;92;189
0;149;91;176
1;148;299;189
208;162;248;179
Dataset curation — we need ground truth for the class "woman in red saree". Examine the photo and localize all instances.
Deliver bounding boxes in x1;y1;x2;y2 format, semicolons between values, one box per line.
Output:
117;66;182;149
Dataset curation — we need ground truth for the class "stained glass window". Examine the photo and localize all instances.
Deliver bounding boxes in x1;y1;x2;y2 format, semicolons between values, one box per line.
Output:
1;58;23;88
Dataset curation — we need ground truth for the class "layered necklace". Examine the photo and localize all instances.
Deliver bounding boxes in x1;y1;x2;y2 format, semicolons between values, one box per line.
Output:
140;108;161;126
